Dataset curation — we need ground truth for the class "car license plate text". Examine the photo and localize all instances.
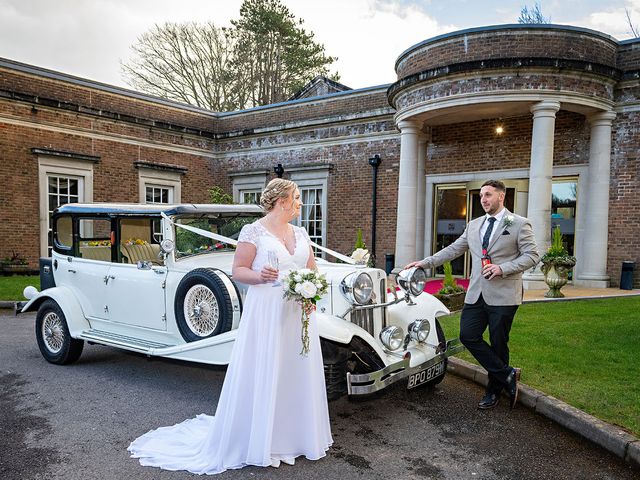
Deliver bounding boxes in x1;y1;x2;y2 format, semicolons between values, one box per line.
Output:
407;361;444;389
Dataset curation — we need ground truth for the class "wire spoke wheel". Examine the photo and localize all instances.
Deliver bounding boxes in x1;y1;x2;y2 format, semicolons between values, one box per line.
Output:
41;311;65;354
35;299;84;364
184;285;220;337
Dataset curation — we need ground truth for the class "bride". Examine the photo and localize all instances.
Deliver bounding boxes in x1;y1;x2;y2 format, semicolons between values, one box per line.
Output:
128;178;333;474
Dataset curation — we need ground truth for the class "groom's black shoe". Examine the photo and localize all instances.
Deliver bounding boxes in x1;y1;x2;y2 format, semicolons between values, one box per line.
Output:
478;392;500;410
506;367;521;409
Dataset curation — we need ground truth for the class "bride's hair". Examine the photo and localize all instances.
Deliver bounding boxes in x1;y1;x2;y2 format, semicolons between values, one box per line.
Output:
260;178;297;212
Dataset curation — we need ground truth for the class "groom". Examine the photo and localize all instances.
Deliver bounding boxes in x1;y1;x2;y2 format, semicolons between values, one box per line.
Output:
406;180;539;409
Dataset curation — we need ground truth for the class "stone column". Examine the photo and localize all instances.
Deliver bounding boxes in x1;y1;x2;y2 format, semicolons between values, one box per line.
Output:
394;119;421;270
578;110;616;287
415;130;429;260
524;100;560;287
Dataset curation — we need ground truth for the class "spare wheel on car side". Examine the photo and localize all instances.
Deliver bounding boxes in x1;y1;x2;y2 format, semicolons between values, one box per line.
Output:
175;268;234;342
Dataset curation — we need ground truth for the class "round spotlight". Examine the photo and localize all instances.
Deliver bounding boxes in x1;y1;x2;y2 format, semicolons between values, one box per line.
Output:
408;319;431;343
397;267;427;296
341;272;374;305
379;326;404;351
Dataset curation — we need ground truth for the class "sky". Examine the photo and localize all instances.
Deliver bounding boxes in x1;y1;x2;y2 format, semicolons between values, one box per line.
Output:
1;0;640;92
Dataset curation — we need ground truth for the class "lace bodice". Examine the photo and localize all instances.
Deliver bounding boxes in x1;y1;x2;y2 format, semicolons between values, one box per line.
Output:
238;220;311;275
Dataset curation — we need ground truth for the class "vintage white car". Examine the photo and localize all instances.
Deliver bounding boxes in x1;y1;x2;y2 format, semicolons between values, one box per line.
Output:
19;203;463;399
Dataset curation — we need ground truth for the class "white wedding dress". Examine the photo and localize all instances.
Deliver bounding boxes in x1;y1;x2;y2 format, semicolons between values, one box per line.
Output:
128;220;333;475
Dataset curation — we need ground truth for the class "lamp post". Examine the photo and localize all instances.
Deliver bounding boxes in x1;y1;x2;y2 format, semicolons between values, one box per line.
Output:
369;154;382;263
274;163;285;178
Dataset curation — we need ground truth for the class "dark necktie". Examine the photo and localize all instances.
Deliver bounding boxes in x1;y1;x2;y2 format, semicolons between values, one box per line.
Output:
482;217;496;251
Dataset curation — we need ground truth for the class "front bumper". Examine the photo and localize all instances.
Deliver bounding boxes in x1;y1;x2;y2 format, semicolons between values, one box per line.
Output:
346;338;465;395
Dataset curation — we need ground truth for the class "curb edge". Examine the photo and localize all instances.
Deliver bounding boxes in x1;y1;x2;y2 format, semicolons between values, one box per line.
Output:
447;357;640;468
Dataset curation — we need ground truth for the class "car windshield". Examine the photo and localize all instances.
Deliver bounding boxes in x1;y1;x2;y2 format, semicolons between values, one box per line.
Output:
174;213;262;259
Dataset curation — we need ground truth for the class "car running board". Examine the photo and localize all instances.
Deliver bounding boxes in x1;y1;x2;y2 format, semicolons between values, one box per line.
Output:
79;329;174;353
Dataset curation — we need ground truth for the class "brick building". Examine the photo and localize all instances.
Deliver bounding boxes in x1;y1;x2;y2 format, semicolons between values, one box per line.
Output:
1;24;639;288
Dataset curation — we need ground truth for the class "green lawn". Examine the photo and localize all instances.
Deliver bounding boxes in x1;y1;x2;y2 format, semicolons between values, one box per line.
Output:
439;296;640;436
0;275;40;301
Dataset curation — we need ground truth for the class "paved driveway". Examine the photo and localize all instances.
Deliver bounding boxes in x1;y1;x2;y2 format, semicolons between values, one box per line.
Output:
1;311;637;480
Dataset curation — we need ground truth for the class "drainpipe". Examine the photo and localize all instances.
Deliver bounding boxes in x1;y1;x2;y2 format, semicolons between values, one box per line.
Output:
369;154;382;263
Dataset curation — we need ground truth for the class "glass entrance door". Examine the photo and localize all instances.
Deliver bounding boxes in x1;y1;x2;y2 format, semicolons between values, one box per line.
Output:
433;185;467;276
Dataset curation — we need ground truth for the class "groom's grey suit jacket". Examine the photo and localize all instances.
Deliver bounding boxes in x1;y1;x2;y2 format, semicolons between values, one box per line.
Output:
421;210;539;306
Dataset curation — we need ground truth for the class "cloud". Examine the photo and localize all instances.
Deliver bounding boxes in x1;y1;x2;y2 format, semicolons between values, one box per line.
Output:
289;0;457;88
0;0;243;87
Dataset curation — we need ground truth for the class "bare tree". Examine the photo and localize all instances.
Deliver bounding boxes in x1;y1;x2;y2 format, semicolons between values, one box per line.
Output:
518;2;551;24
121;0;339;111
625;8;640;38
121;22;241;111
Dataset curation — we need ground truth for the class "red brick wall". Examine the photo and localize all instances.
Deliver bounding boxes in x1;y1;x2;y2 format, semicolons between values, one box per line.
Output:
617;41;640;72
0;70;217;268
609;110;640;288
428;111;589;174
211;120;401;268
217;89;390;134
396;27;618;79
0;67;216;132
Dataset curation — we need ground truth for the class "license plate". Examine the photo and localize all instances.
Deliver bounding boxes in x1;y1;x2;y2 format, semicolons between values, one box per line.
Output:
407;361;445;389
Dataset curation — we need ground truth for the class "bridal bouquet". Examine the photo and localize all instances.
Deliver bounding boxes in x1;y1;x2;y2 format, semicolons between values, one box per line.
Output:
283;269;329;356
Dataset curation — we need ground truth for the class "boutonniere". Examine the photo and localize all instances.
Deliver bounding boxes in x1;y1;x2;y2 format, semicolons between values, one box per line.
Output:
502;215;515;228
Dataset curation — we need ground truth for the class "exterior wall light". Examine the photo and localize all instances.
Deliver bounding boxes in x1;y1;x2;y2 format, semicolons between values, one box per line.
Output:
495;125;504;135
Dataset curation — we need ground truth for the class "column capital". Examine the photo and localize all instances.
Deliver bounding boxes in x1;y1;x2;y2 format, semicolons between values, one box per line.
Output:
530;100;561;118
588;110;616;126
397;119;421;133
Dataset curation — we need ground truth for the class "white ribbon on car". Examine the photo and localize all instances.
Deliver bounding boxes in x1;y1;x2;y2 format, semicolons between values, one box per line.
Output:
161;212;238;246
161;212;356;264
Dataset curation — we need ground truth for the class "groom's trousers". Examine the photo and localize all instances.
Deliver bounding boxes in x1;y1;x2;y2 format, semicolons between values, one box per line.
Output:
459;294;519;394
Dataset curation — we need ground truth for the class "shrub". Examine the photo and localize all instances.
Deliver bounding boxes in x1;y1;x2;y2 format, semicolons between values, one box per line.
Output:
437;261;465;295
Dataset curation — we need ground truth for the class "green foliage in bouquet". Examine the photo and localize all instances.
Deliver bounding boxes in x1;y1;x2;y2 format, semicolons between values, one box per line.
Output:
541;226;576;270
437;261;465;295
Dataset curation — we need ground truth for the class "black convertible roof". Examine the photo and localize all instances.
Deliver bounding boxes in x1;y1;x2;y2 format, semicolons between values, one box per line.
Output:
55;203;263;216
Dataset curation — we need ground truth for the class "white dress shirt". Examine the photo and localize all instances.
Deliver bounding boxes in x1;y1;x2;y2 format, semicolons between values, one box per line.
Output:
479;207;506;248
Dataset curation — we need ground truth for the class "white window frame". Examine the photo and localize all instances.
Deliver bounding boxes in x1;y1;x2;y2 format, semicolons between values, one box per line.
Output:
240;190;262;205
38;156;94;257
138;168;181;204
145;184;174;204
289;166;330;256
230;171;268;204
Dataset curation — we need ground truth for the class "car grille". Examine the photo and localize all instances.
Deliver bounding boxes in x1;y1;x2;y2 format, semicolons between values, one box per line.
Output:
349;278;387;337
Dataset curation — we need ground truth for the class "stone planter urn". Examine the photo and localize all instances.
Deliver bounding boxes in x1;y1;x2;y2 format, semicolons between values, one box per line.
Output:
541;258;576;298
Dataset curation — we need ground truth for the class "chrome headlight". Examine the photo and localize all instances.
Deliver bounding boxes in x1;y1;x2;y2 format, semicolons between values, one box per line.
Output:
341;272;374;305
379;326;404;351
408;319;430;343
397;267;427;296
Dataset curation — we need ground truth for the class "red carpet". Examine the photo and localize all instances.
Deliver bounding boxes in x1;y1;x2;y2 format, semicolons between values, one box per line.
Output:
424;278;469;294
390;279;469;294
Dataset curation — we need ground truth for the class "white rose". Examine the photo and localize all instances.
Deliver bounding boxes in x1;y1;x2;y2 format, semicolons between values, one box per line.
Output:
315;282;322;289
294;274;303;282
351;248;370;263
299;268;312;275
299;281;318;299
295;283;302;294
